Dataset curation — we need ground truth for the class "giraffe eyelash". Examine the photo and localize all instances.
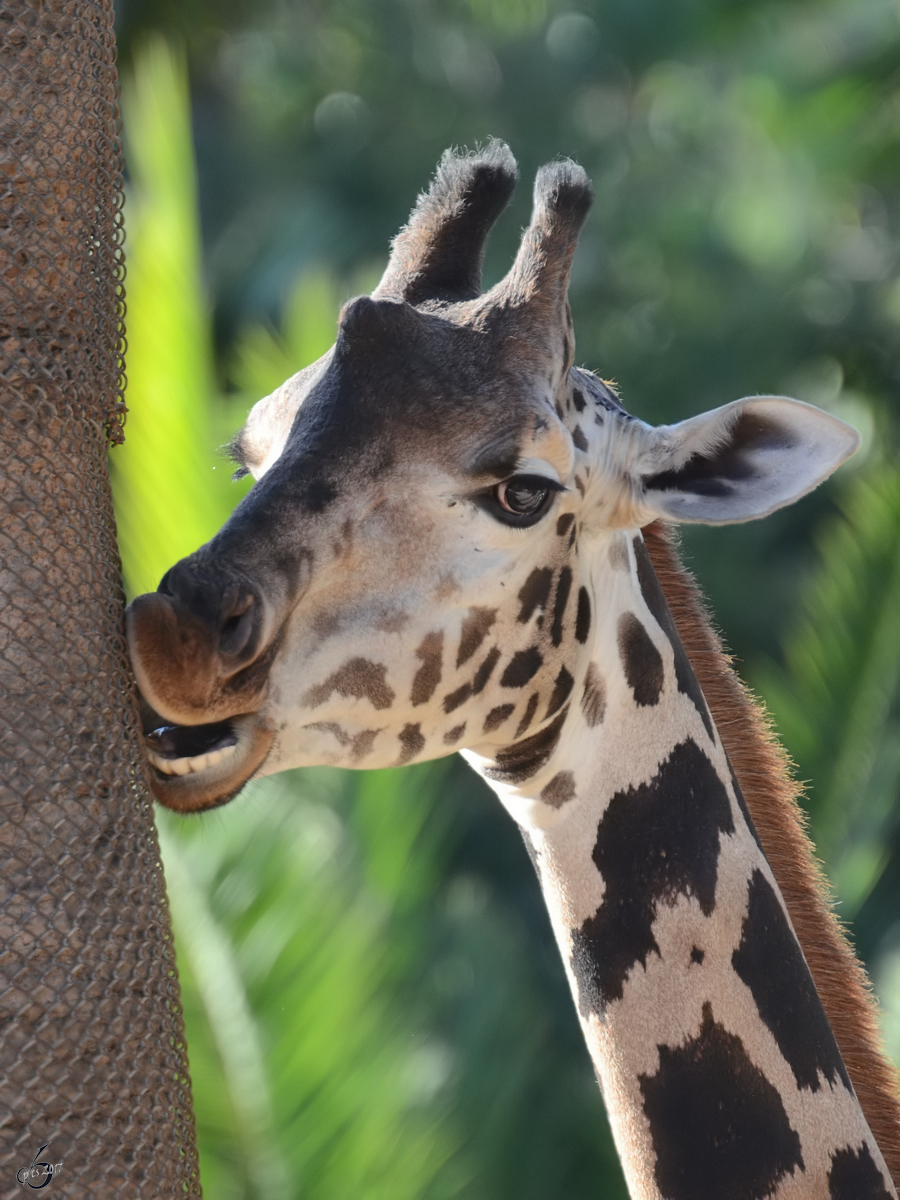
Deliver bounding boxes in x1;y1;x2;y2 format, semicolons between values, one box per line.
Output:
224;431;251;481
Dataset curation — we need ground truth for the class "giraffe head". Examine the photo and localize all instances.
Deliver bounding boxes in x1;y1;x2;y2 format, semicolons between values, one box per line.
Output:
126;142;858;812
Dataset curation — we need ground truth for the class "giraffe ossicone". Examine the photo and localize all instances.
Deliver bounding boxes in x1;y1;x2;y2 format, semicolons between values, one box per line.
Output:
127;142;899;1199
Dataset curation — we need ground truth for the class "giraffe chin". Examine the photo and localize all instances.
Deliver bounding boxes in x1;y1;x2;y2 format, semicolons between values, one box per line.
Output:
139;702;274;813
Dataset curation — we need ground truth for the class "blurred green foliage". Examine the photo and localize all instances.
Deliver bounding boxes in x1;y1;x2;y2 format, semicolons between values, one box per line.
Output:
158;768;465;1200
111;1;900;1192
112;38;250;596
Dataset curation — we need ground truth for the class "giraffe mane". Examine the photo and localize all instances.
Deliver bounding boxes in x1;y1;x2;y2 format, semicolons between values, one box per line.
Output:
643;518;900;1186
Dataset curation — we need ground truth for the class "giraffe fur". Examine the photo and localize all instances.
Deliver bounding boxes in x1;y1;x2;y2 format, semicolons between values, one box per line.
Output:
126;142;898;1198
471;528;886;1197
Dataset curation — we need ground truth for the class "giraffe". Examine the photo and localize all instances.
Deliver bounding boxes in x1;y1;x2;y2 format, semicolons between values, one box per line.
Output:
127;142;900;1198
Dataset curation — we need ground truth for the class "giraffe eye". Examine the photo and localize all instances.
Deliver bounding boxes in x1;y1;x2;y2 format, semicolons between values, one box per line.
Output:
487;475;563;527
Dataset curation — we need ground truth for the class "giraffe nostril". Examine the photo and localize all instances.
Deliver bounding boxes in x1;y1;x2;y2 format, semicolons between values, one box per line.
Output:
218;594;257;658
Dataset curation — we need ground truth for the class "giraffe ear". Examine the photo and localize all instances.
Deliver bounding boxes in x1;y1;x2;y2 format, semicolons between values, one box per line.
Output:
635;397;860;525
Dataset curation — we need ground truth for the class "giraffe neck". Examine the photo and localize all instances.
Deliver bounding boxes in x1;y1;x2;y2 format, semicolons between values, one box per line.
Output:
467;529;896;1200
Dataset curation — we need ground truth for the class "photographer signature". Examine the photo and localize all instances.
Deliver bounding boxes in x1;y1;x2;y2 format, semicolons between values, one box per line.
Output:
16;1146;63;1189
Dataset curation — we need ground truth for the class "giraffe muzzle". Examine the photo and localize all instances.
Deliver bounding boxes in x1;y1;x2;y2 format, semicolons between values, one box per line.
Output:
126;583;278;811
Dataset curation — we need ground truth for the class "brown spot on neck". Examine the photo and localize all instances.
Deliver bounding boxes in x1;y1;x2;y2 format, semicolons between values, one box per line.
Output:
483;703;515;733
485;705;569;785
550;567;573;647
541;770;576;809
516;692;540;737
545;666;574;718
397;722;426;765
581;662;606;726
617;612;664;707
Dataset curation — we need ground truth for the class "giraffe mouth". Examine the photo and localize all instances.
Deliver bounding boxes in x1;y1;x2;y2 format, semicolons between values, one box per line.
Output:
143;716;238;776
139;697;274;811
